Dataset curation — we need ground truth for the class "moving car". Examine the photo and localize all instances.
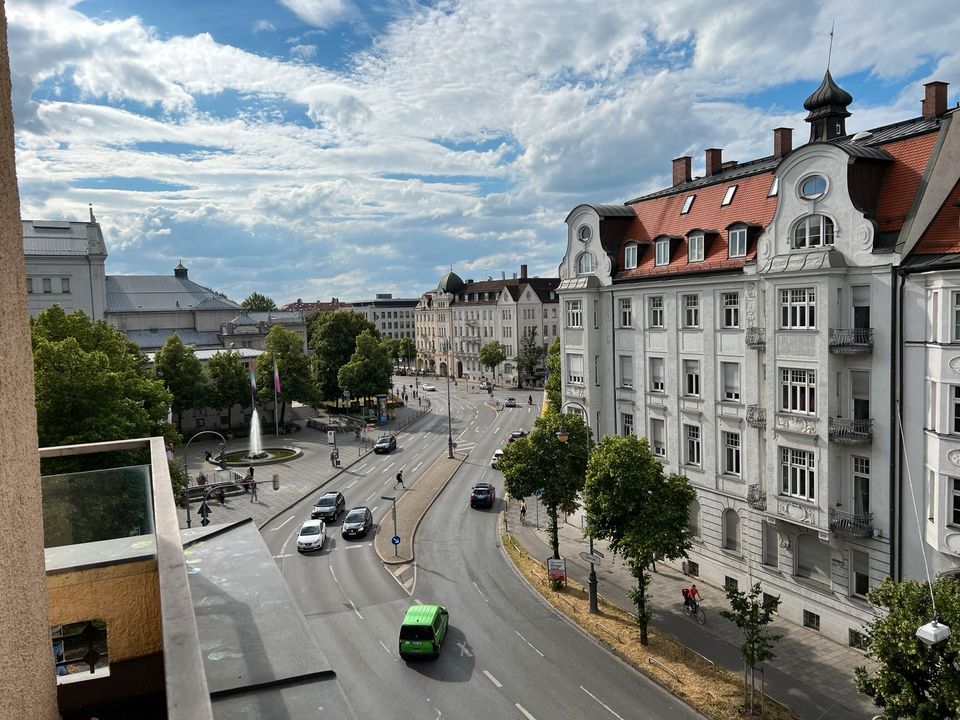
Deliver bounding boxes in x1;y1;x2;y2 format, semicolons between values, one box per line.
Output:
399;604;449;659
374;434;397;454
470;482;496;509
421;383;437;391
341;506;374;538
297;519;326;552
507;430;528;442
491;449;504;469
311;491;346;522
504;397;517;408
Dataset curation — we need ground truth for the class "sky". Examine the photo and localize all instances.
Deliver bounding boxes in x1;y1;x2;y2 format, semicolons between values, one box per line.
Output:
8;1;960;307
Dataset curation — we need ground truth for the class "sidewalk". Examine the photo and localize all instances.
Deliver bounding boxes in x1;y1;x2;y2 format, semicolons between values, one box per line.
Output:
506;499;879;720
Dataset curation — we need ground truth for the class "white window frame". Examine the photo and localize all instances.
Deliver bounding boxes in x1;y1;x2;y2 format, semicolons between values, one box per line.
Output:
577;252;596;274
649;296;664;328
683;294;700;328
655;239;670;266
621;412;634;437
953;291;960;341
853;455;870;516
851;549;870;598
566;353;584;385
722;292;740;328
619;298;633;328
781;447;816;501
793;215;835;248
728;227;748;257
780;368;816;414
684;359;700;397
780;288;816;329
953;386;960;434
684;424;701;467
649;418;666;458
619;355;634;389
649;357;665;392
723;431;741;476
624;243;638;269
721;362;740;401
722;185;737;206
768;177;779;197
688;234;704;263
952;478;960;527
681;195;695;214
566;300;582;328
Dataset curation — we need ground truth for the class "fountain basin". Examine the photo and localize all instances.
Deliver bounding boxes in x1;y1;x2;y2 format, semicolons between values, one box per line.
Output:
217;446;303;466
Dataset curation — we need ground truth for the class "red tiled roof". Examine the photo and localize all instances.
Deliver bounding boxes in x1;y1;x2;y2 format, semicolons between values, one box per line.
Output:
280;301;350;312
911;178;960;254
616;171;777;281
874;132;938;233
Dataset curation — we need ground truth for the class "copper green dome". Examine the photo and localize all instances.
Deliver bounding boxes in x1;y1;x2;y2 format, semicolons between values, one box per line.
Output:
438;270;464;293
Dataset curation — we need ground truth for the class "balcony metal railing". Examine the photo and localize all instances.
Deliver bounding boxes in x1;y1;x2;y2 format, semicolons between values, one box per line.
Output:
828;417;873;444
829;328;874;353
747;484;767;511
746;405;767;429
745;326;766;350
830;508;874;538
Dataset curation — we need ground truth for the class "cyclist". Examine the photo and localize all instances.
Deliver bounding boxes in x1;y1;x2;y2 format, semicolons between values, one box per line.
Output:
519;499;527;525
682;583;701;612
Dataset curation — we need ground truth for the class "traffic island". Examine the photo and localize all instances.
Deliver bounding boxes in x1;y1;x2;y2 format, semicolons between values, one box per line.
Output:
500;533;799;720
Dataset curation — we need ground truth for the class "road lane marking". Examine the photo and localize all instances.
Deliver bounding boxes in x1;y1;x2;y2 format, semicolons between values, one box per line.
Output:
422;443;431;450
483;670;501;688
270;515;296;531
379;640;391;654
386;462;395;471
472;581;484;597
271;553;298;559
413;461;423;473
456;640;473;657
349;599;363;620
516;704;536;720
329;566;337;583
344;479;358;489
514;631;544;657
355;463;368;472
579;686;625;720
366;491;377;501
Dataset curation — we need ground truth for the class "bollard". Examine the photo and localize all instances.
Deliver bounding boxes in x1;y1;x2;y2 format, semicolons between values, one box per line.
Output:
272;473;279;491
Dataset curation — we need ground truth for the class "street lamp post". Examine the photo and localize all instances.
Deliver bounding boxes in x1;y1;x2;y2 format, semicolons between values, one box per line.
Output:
182;430;227;529
557;401;597;614
442;340;454;459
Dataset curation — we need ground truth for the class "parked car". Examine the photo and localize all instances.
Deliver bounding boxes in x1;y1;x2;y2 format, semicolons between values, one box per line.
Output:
312;491;346;522
374;434;397;454
470;482;496;509
422;383;437;391
297;519;326;552
507;430;528;443
479;381;491;390
491;449;504;469
341;506;374;538
504;397;517;408
399;604;449;659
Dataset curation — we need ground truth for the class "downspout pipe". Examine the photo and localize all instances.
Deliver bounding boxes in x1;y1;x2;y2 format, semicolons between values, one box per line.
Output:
892;264;901;581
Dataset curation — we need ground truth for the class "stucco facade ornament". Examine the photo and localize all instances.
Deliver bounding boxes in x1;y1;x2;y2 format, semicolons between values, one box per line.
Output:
745;283;757;327
777;498;819;527
775;413;818;435
948;356;960;374
947;449;960;467
945;532;960;554
759;240;771;259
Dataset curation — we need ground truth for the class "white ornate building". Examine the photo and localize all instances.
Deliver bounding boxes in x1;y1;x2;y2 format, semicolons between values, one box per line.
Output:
559;74;960;645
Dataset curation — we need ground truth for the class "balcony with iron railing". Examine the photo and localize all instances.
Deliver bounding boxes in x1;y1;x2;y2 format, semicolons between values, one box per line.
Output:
745;327;766;350
829;508;874;538
828;417;873;444
746;404;767;430
829;328;874;353
747;484;767;511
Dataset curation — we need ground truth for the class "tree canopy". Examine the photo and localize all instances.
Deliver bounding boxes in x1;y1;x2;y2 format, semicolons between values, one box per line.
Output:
479;340;508;377
241;292;278;311
584;434;696;644
205;350;250;427
309;311;378;401
855;576;960;720
721;582;783;713
397;337;416;366
154;334;207;434
544;337;561;414
500;410;588;559
338;331;393;400
256;325;314;425
515;329;545;387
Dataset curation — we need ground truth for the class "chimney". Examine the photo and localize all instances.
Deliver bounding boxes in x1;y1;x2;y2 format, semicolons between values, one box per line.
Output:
923;81;948;120
672;156;692;185
773;127;793;158
705;148;723;176
501;271;506;280
520;264;528;280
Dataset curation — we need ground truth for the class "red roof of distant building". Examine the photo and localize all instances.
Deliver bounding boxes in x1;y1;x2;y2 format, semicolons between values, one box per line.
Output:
912;179;960;254
875;132;939;234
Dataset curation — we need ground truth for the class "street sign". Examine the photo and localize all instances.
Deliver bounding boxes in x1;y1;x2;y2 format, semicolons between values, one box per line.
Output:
327;430;336;445
547;557;566;583
533;488;543;497
579;551;604;565
592;548;605;559
391;535;401;545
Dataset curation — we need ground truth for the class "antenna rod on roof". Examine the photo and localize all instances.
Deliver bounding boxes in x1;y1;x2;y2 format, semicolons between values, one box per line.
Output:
826;20;835;71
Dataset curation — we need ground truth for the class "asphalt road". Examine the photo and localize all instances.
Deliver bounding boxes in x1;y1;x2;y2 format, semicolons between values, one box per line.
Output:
262;385;701;720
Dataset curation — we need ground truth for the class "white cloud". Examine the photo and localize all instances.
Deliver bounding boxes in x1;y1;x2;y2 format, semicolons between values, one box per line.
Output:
252;19;276;33
290;44;317;61
279;0;352;29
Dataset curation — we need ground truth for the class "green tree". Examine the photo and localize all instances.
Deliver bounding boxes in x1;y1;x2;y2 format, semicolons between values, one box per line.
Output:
338;331;393;401
584;434;696;645
309;311;378;401
398;337;416;368
256;325;314;426
154;334;207;434
544;337;561;414
205;350;250;428
515;329;545;388
384;337;401;367
479;340;508;380
241;292;278;311
855;576;960;720
721;582;783;714
500;410;588;560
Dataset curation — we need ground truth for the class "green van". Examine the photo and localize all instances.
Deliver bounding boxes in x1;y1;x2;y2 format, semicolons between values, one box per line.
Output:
398;604;449;659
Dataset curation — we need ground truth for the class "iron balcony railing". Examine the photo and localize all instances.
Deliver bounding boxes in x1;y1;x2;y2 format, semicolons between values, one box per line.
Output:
828;417;873;444
829;328;874;353
745;327;766;350
747;484;767;511
746;405;767;429
829;508;874;538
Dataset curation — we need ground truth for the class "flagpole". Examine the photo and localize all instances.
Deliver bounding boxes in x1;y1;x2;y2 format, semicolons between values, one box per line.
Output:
273;358;281;437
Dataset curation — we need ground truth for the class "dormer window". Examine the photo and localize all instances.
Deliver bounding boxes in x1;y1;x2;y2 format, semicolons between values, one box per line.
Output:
624;242;639;269
794;215;834;248
681;195;695;215
655;238;671;266
799;174;827;200
577;252;596;274
721;186;737;206
688;234;704;263
728;227;748;258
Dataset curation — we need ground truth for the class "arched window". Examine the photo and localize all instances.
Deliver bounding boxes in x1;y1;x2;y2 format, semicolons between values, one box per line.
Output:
793;215;834;248
723;508;740;552
577;252;596;275
688;499;701;538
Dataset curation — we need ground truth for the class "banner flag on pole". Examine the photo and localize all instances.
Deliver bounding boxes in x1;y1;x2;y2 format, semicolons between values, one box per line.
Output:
166;405;173;424
273;359;282;394
249;368;257;394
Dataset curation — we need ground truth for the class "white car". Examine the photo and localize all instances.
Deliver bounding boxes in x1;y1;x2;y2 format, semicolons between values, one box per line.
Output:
491;449;504;469
297;519;326;552
422;383;437;391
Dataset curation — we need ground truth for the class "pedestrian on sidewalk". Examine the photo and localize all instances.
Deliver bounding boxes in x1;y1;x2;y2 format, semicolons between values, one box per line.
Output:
394;470;405;489
519;499;527;525
330;450;336;467
218;486;226;506
249;478;258;502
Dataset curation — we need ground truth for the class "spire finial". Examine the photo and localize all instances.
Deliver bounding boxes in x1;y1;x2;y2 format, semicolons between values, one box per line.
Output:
826;20;835;72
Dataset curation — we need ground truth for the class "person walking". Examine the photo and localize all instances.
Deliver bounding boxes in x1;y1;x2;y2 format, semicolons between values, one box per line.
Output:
394;470;405;489
218;486;226;506
330;449;336;467
519;499;527;525
249;477;258;502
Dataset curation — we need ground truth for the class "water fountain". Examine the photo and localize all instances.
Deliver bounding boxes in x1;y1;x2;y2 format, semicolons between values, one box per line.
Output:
248;408;264;459
219;407;302;465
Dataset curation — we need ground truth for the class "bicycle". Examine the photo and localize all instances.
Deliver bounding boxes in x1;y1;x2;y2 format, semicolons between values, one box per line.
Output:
683;597;706;625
